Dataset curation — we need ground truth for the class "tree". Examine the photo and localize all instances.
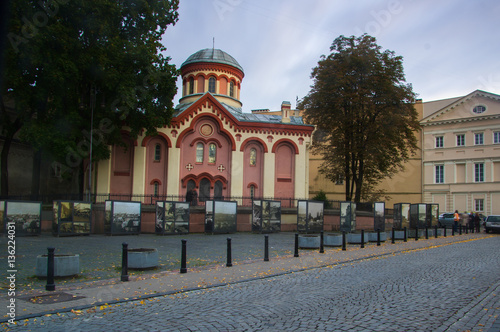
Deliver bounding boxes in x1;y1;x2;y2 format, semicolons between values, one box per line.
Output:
1;0;179;196
301;35;420;203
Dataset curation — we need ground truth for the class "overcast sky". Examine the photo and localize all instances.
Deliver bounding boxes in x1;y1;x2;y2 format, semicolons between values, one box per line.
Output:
162;0;500;112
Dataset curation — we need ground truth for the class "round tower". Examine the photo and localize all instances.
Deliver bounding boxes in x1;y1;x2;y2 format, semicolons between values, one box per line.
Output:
179;48;244;108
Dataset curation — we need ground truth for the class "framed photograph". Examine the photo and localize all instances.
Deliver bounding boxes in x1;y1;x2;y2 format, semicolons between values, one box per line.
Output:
3;201;42;236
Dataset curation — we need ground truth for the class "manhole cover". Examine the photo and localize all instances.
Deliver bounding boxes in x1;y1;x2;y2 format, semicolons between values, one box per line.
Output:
20;292;85;304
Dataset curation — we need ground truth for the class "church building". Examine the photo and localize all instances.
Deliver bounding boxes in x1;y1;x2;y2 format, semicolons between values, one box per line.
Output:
94;49;315;204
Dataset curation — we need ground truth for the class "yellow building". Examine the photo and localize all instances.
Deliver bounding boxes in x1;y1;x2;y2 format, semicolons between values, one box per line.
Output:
421;90;500;215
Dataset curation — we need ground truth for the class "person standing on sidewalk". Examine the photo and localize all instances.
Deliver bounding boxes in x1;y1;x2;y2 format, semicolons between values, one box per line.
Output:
453;210;460;233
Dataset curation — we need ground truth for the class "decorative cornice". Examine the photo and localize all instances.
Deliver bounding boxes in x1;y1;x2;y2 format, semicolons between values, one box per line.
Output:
181;62;244;81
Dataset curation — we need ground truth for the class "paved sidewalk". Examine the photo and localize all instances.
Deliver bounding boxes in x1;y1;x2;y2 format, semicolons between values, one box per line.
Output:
1;232;494;323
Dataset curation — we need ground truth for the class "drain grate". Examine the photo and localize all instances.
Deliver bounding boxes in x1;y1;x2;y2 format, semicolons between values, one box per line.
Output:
19;292;85;304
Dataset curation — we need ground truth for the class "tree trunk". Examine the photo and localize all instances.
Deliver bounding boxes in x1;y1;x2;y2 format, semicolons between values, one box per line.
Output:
0;135;12;197
30;149;41;200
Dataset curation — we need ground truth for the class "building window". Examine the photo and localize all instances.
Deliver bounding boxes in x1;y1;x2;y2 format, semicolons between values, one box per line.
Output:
153;182;159;197
208;143;216;164
475;199;484;212
475;163;484;182
229;81;234;97
456;134;465;147
435;136;444;148
250;185;255;198
196;143;204;163
494;131;500;144
208;77;216;93
335;175;344;185
189;77;194;95
154;144;161;161
472;105;486;114
475;133;484;145
435;165;444;184
249;148;256;166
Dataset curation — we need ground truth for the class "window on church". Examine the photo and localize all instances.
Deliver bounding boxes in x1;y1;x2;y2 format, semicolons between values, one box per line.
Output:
208;143;216;164
154;144;161;161
208;77;216;93
189;77;194;95
196;143;204;163
250;185;255;198
153;182;159;197
250;148;256;166
229;81;234;97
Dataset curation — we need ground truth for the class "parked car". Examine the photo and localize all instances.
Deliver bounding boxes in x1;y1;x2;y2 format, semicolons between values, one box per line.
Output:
438;213;455;228
484;215;500;233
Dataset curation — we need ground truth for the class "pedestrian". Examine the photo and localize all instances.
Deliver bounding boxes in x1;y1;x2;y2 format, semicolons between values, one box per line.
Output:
474;213;481;233
468;212;475;233
453;210;459;233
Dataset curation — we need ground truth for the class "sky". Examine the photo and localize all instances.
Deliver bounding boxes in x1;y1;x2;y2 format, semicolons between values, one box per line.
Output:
162;0;500;113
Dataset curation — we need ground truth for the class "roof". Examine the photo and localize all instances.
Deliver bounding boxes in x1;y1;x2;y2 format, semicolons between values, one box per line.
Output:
181;48;244;73
174;97;308;126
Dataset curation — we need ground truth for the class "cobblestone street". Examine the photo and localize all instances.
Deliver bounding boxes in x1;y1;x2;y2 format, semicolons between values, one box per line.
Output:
4;235;500;331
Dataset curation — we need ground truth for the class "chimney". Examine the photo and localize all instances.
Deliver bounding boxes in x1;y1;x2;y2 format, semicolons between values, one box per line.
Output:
281;101;291;123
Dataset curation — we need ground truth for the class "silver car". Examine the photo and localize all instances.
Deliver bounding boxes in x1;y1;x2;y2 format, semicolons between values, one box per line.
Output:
484;215;500;233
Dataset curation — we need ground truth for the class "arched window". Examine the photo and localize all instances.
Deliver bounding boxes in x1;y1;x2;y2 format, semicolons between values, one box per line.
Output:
153;182;159;197
189;77;194;95
249;148;256;166
154;144;161;161
196;143;204;163
214;180;223;200
208;143;216;164
208;77;216;93
250;185;255;198
229;81;234;97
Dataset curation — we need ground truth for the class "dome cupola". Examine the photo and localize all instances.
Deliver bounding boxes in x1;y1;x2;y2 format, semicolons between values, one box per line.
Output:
179;48;244;108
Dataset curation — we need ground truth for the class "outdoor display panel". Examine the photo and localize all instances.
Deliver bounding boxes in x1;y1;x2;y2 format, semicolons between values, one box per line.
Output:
104;200;141;235
155;201;190;234
205;200;237;233
410;203;427;229
426;204;439;227
2;201;42;236
393;203;410;230
297;200;324;233
340;201;356;233
53;201;91;236
252;200;281;233
374;202;385;231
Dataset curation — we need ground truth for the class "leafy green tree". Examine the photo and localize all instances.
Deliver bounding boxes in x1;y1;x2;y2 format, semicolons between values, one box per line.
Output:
1;0;179;196
301;35;420;203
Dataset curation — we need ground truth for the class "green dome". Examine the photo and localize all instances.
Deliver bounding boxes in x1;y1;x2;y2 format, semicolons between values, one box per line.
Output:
181;48;244;73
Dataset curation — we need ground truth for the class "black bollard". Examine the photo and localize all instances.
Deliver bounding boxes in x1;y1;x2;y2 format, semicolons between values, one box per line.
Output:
404;227;407;242
342;231;346;251
376;229;381;246
443;226;447;237
452;224;455;236
121;243;129;282
391;227;395;244
46;247;56;291
361;229;365;249
415;227;419;241
320;231;324;254
435;225;438;238
180;239;187;274
226;238;232;267
425;226;429;240
465;224;468;234
264;235;269;262
294;233;299;257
